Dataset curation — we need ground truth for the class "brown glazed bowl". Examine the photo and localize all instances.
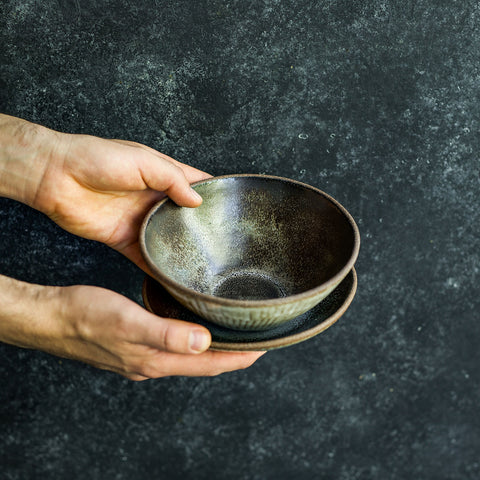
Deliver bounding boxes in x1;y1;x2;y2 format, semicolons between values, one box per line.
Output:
140;174;360;331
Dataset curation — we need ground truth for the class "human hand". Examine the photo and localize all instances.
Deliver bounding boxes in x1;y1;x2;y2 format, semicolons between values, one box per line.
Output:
38;132;210;272
0;114;210;272
0;275;264;380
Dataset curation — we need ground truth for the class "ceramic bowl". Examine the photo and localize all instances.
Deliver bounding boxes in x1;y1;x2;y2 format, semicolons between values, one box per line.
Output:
140;174;360;331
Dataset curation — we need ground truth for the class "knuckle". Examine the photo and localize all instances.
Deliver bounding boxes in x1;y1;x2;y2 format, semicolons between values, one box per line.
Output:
132;358;151;377
159;323;179;353
171;163;185;178
166;165;187;187
132;358;165;379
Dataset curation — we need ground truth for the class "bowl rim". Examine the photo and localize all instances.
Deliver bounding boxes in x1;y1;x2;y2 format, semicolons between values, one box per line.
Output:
139;174;360;308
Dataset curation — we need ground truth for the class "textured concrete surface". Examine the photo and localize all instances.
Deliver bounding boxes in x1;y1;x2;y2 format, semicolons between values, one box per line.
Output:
1;1;479;479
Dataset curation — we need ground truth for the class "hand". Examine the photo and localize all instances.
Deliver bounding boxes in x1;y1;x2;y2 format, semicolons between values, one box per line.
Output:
56;284;265;380
0;275;264;380
0;114;210;271
34;131;210;272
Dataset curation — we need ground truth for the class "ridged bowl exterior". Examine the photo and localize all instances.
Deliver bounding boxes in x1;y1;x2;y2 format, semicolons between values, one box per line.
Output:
163;281;339;330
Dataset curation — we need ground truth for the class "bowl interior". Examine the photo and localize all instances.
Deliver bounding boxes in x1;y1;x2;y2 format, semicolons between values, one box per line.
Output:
143;176;357;301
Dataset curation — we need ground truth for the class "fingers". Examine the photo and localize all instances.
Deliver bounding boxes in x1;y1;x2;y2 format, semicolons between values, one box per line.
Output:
111;139;211;200
125;351;266;380
133;150;203;207
152;350;266;378
167;157;212;184
121;302;266;378
130;310;212;354
148;162;204;208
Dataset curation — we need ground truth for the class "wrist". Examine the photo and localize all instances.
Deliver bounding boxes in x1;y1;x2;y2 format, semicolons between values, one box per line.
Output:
0;114;65;210
0;274;63;351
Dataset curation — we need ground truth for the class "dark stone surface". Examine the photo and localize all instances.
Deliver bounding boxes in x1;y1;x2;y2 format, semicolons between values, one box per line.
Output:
1;1;479;479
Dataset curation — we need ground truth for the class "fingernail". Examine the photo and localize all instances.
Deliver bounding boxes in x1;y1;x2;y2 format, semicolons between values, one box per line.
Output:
190;188;202;203
189;330;210;352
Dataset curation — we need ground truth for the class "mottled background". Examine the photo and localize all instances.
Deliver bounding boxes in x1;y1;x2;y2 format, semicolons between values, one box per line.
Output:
1;1;479;479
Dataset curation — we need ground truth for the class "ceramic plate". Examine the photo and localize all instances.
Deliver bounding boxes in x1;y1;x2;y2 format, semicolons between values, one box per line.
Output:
142;268;357;351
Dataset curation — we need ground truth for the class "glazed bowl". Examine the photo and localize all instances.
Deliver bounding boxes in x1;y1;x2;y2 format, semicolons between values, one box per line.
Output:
140;174;360;331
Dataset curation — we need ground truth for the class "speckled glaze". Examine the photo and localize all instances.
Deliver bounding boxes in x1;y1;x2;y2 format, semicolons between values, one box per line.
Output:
140;174;360;330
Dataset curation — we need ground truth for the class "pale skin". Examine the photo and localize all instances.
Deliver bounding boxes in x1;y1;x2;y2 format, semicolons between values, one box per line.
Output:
0;114;264;380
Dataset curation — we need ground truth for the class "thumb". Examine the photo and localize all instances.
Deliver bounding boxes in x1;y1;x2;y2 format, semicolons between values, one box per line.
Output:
132;310;212;354
137;152;203;207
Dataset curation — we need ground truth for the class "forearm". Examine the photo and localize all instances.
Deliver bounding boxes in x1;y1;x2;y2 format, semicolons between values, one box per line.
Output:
0;273;62;350
0;114;58;208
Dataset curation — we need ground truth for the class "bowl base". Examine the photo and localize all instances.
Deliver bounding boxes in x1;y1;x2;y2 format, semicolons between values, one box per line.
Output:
212;270;286;301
